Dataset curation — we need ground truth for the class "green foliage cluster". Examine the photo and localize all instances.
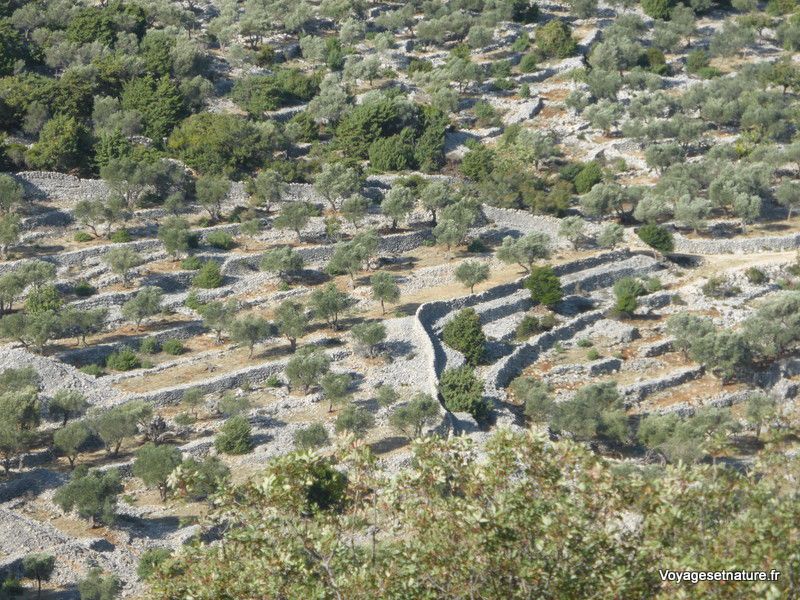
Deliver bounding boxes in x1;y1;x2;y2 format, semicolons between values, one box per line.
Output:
441;308;486;366
439;365;489;422
147;429;800;599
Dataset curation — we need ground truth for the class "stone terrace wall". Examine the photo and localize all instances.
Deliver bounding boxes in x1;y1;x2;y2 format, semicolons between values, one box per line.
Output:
10;171;110;201
130;347;350;406
673;232;800;255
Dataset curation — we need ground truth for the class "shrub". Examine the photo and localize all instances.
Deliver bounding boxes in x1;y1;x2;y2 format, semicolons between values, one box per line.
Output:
745;267;767;284
74;231;93;242
110;229;132;243
106;348;141;371
181;256;203;270
577;338;593;348
637;224;674;253
79;364;104;377
536;20;577;59
442;308;486;366
206;231;235;250
573;161;603;194
644;276;662;293
77;567;120;600
138;548;172;580
193;261;224;288
702;276;741;299
686;50;710;73
184;291;203;311
642;0;672;19
294;423;330;450
645;47;669;75
139;337;161;354
265;374;281;387
376;384;399;407
519;53;538;73
587;348;601;360
218;392;250;417
215;415;253;455
516;315;541;340
389;392;440;438
439;366;490;422
524;266;564;307
467;238;489;253
351;322;387;357
73;280;96;297
162;339;185;355
334;404;375;439
510;376;554;423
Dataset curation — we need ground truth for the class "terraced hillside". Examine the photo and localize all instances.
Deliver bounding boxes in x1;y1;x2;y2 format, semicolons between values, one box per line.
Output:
1;0;800;596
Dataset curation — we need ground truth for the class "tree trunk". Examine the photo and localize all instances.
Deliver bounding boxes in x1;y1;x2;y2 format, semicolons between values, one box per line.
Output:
380;299;386;315
289;337;296;352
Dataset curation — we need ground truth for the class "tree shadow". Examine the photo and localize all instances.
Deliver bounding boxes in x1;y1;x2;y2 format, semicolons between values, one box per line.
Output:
369;436;409;455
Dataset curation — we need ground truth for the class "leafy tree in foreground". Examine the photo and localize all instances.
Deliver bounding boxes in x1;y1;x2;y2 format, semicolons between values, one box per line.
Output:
147;428;800;599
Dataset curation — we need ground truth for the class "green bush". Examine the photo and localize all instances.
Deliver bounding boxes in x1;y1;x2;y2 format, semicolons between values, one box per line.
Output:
573;161;603;194
110;229;132;243
535;20;577;59
524;266;564;307
181;256;203;270
686;50;710;74
139;337;161;354
265;374;281;387
587;348;601;360
510;376;554;423
645;48;669;75
439;366;490;422
79;364;104;377
335;404;375;439
74;231;93;242
697;66;723;79
745;267;767;285
73;280;96;297
193;261;224;288
184;291;204;311
162;339;185;355
206;231;235;250
637;224;674;253
106;348;141;371
642;0;672;19
577;338;593;348
294;423;330;450
466;238;489;253
215;415;253;455
519;53;538;73
515;315;541;340
442;308;486;366
702;276;741;299
138;548;172;580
